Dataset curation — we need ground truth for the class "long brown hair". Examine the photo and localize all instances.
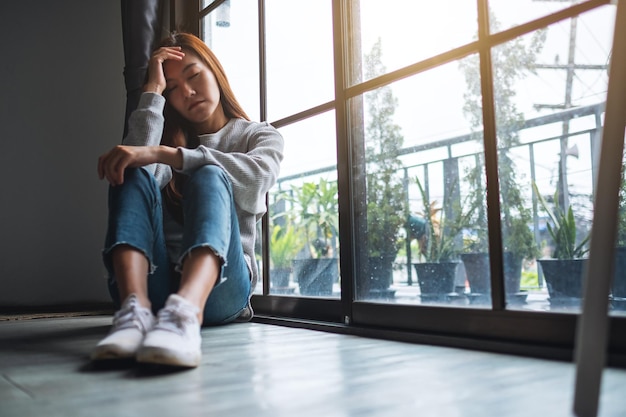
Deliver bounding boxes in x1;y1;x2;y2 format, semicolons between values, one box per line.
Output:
157;32;249;223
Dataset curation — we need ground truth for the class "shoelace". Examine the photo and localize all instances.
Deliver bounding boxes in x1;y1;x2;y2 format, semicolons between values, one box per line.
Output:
112;298;152;333
154;305;197;336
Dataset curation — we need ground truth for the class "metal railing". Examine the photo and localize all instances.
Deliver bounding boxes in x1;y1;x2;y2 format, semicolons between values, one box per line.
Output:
270;102;605;287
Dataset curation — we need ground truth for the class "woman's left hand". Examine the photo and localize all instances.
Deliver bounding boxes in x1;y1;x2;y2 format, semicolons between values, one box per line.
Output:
97;145;159;186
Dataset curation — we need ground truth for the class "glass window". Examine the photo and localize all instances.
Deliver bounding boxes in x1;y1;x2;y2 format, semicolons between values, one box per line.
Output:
350;51;488;307
202;0;261;120
197;0;624;343
265;0;335;121
490;8;613;311
355;0;478;85
489;0;596;33
268;111;340;298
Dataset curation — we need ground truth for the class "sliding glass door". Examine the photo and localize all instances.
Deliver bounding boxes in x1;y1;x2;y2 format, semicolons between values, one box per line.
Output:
194;0;625;356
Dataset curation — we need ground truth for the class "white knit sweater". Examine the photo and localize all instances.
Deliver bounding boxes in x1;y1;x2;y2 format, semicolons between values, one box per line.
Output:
123;92;284;295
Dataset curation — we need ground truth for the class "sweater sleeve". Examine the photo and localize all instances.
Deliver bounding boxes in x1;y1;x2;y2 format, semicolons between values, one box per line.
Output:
122;92;172;188
178;122;284;218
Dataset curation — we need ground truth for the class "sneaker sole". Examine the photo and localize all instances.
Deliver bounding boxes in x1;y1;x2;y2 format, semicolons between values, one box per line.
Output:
91;345;137;361
136;346;201;368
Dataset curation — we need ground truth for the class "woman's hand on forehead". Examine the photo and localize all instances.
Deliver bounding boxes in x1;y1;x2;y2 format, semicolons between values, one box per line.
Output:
144;47;185;95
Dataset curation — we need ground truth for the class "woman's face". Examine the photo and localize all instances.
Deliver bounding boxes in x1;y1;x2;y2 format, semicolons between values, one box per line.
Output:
163;51;224;132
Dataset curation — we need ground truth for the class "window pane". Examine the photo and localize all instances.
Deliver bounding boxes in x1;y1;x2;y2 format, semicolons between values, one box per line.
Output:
354;0;478;86
351;50;489;307
267;111;339;298
491;7;614;311
265;0;334;121
201;1;261;120
489;0;591;33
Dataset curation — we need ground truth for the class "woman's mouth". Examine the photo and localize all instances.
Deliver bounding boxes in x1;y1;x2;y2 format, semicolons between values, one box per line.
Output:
188;100;204;111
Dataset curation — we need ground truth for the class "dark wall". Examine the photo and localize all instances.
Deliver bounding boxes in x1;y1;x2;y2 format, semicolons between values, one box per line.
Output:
0;1;125;306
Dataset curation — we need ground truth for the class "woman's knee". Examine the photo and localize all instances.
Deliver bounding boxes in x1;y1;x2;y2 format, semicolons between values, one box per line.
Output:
108;167;159;201
188;165;229;189
122;167;154;186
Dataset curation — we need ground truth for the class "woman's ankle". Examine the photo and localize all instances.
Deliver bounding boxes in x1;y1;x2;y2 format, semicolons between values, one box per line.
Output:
120;292;152;311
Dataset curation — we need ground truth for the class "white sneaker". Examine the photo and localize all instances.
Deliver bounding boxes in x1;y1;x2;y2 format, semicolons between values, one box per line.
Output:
136;294;202;368
91;294;155;360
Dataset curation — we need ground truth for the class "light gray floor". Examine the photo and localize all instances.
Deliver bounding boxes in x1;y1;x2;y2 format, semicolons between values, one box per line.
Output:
1;315;625;417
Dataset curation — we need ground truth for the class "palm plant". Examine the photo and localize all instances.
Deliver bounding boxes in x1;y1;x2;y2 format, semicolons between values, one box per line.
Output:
288;178;339;258
415;177;475;262
533;182;589;259
270;223;305;270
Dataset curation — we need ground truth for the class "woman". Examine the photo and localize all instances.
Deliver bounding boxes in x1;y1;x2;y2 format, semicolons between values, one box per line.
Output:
92;32;283;368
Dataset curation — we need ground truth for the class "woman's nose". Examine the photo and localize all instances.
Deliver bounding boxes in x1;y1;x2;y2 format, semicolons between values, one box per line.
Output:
182;83;195;98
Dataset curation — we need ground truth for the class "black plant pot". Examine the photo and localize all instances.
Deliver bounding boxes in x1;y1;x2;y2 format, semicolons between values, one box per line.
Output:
270;267;291;289
367;256;397;299
460;252;526;304
538;258;586;308
293;258;338;296
503;252;524;295
369;256;395;290
414;261;459;303
460;252;491;305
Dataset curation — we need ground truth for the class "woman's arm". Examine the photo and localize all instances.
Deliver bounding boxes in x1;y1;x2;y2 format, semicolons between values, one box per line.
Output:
98;47;185;187
97;143;181;186
98;92;177;187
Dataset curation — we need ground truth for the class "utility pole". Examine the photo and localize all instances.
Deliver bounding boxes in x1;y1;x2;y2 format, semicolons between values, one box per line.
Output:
534;9;578;211
532;0;608;211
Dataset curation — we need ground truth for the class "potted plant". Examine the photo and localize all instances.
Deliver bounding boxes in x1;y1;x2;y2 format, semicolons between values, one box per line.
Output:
459;159;491;303
366;168;406;297
460;184;539;304
534;182;590;307
501;203;540;300
456;157;539;304
459;16;545;303
413;177;473;302
269;223;305;292
289;178;339;296
364;38;408;298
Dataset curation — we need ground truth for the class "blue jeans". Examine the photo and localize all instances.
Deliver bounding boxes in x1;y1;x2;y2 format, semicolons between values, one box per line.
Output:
103;166;251;325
